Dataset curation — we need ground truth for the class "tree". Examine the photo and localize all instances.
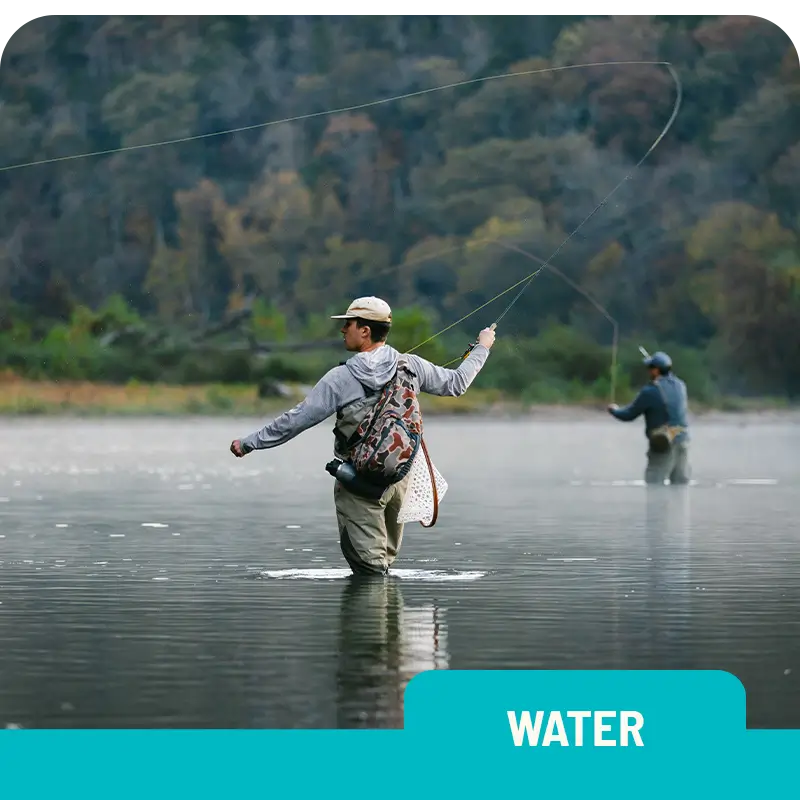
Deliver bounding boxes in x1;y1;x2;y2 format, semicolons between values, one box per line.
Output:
686;202;800;395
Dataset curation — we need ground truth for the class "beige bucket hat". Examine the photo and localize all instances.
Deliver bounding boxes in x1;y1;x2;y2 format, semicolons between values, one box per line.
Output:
330;296;392;323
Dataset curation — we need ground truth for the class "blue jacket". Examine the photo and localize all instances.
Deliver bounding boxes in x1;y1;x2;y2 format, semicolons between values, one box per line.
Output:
610;373;691;444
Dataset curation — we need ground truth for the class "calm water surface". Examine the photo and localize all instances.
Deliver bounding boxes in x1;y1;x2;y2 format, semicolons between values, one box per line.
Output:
1;413;799;729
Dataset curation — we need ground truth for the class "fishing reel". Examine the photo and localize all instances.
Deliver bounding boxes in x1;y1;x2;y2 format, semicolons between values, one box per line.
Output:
461;322;497;361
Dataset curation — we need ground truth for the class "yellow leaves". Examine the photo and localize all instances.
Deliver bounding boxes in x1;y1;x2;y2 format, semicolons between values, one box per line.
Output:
314;112;377;157
402;236;460;266
687;270;723;319
313;184;346;232
219;205;268;259
459;219;523;297
682;201;800;380
174;180;228;258
686;202;794;263
294;74;327;95
323;113;377;137
771;143;800;189
186;170;316;302
241;170;313;242
586;241;625;279
580;241;626;307
468;215;526;245
295;237;391;311
225;290;248;314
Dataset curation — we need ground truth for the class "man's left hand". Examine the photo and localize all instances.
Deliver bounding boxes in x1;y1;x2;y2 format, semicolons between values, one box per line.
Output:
607;403;619;413
230;439;246;457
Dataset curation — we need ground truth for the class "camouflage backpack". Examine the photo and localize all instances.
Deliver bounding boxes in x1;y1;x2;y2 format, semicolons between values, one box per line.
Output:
346;358;423;488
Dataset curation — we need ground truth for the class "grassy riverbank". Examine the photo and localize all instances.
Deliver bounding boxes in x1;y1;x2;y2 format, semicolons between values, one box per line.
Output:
0;373;503;417
1;373;795;419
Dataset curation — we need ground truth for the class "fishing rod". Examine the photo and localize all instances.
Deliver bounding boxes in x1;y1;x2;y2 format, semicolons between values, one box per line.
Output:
408;63;683;373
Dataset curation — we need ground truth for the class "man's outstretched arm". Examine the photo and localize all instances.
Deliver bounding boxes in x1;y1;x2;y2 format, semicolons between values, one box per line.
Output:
406;328;495;397
234;367;347;455
608;386;653;422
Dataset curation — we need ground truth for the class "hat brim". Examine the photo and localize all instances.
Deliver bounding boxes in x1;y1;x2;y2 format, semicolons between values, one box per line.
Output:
330;313;391;323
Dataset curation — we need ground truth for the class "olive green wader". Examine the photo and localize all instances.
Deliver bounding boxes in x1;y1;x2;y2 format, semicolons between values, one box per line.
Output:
332;392;412;576
645;441;691;485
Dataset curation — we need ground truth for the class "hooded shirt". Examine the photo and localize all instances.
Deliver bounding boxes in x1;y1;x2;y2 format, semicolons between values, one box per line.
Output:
239;343;491;456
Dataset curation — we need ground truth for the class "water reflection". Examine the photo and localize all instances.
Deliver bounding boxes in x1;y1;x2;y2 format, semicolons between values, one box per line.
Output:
641;486;693;668
336;577;448;728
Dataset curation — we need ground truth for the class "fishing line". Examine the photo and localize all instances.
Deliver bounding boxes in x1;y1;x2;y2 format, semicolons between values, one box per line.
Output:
407;61;682;362
1;59;678;174
489;241;620;404
2;55;679;403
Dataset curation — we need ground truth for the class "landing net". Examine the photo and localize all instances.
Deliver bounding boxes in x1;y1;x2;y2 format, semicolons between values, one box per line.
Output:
397;446;448;527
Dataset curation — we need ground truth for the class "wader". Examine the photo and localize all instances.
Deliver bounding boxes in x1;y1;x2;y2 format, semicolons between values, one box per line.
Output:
645;441;691;485
332;389;412;575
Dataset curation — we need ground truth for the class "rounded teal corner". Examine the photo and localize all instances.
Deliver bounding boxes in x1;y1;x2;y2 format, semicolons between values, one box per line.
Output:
709;669;748;703
1;15;53;66
404;667;444;696
402;669;748;711
402;668;464;721
744;14;800;59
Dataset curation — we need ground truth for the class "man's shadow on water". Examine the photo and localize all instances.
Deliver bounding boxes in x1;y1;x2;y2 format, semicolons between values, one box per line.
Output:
639;485;695;667
334;574;448;729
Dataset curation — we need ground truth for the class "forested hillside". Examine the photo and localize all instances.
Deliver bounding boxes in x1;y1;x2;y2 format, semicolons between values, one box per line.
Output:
1;15;798;407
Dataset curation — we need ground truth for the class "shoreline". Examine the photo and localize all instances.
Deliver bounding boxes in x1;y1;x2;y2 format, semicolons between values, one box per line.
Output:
1;376;797;422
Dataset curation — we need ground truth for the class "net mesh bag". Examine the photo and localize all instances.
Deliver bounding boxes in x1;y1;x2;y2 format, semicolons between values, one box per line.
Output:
397;445;448;526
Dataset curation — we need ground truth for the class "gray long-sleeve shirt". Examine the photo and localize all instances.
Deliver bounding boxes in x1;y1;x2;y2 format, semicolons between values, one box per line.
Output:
239;343;491;454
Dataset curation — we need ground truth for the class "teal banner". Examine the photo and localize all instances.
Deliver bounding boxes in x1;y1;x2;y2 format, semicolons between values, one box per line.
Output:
1;670;796;798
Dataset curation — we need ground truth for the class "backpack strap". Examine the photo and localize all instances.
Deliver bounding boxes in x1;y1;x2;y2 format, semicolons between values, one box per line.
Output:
417;438;440;528
652;377;687;443
653;378;670;417
654;377;686;424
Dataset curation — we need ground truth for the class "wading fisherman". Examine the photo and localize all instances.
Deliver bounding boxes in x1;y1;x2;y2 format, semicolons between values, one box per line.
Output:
230;296;496;575
607;350;691;485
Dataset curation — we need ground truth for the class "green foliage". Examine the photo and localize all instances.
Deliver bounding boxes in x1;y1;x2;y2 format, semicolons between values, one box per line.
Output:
480;324;615;399
1;15;799;400
257;357;312;384
249;300;288;343
388;307;446;364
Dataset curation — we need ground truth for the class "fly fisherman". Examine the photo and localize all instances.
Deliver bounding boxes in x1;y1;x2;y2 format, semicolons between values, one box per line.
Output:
607;350;691;485
230;296;496;575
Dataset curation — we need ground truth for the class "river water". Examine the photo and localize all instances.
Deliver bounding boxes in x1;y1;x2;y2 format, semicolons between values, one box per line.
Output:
1;413;799;729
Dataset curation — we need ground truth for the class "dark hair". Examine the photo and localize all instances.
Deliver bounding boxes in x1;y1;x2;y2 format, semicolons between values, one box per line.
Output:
355;317;391;342
648;364;672;376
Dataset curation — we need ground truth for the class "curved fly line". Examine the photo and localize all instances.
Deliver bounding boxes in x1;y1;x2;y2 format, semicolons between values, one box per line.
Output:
404;62;682;363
